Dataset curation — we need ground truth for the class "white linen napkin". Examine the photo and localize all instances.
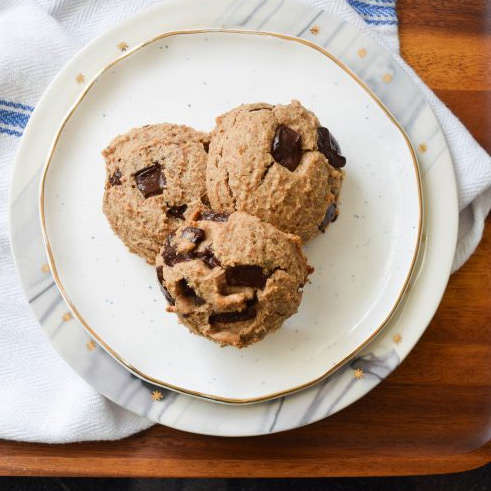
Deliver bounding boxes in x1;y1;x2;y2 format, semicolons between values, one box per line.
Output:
0;0;489;443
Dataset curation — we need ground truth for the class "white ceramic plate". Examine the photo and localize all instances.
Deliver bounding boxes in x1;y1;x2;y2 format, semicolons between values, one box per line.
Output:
40;29;421;403
10;0;457;435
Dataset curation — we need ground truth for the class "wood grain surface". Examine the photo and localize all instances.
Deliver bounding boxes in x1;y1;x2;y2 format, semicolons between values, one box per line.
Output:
1;0;490;477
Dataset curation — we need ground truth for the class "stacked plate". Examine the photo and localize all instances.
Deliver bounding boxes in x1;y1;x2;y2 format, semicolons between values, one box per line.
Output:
10;0;457;436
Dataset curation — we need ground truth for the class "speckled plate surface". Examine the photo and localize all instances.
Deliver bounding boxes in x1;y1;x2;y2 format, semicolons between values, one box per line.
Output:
10;0;457;434
39;29;421;403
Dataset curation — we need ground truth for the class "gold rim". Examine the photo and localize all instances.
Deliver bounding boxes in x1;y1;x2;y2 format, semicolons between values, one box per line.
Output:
39;28;423;405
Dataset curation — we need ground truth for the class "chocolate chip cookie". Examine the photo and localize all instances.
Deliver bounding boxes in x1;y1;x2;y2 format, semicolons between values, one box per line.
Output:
206;100;345;242
156;209;312;348
102;124;209;264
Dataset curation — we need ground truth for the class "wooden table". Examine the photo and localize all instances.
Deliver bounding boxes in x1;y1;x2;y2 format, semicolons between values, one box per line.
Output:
1;0;490;478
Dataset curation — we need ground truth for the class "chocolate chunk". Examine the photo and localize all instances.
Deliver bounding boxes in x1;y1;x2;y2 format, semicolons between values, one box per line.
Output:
178;279;205;306
176;254;195;264
134;163;166;198
209;305;257;324
165;252;195;267
226;265;268;289
157;266;175;305
161;284;175;305
317;127;346;168
271;125;302;171
161;234;198;266
161;235;178;266
200;247;221;269
246;294;258;307
203;141;210;153
178;278;195;297
109;169;122;186
330;134;341;154
166;204;187;220
156;265;164;283
197;210;229;222
181;227;205;244
319;203;338;231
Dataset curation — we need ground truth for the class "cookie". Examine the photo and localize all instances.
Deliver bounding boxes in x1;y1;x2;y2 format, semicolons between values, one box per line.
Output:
206;100;345;242
156;209;312;348
102;124;209;264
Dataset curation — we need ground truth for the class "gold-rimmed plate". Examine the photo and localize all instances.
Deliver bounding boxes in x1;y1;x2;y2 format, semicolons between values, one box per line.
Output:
40;29;422;404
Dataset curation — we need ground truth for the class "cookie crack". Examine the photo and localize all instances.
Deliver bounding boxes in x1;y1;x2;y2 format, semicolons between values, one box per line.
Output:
248;106;272;113
230;111;241;129
270;266;287;276
259;160;276;185
176;144;187;187
224;168;237;208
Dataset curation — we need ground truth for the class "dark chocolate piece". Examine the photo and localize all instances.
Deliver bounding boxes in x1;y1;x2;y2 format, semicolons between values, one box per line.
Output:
134;163;166;198
271;125;302;171
161;235;178;266
317;127;346;168
181;227;205;244
319;203;338;231
166;252;195;267
209;305;257;324
161;284;175;305
197;210;229;222
200;247;221;269
156;265;164;283
157;266;175;305
246;294;258;307
161;234;199;266
178;279;205;306
166;204;187;220
108;169;122;186
225;265;267;289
